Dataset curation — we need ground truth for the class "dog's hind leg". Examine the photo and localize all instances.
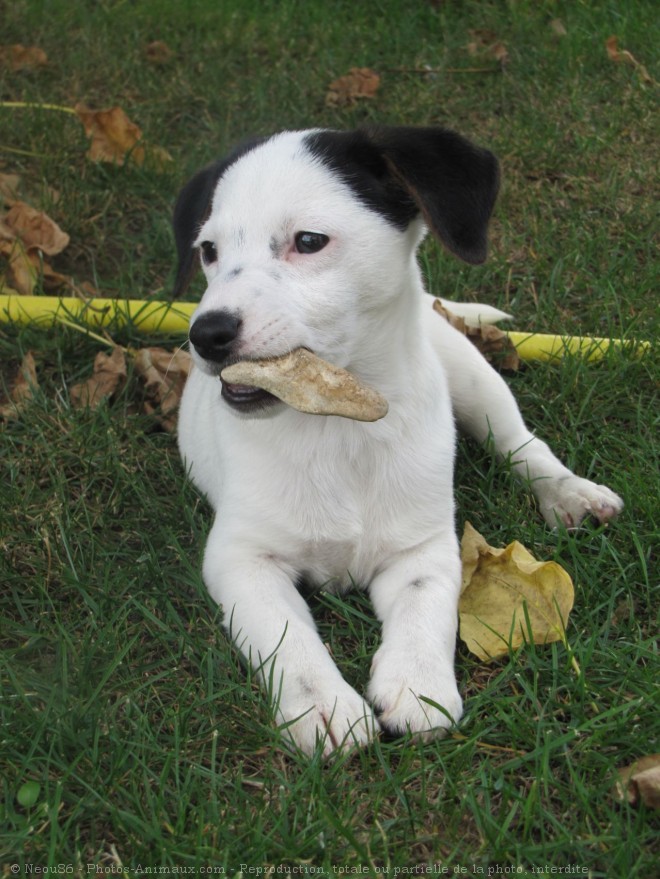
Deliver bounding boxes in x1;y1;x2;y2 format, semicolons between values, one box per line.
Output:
203;522;379;757
424;298;623;527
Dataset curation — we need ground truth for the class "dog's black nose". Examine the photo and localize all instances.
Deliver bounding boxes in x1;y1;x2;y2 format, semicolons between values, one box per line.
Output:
189;310;242;362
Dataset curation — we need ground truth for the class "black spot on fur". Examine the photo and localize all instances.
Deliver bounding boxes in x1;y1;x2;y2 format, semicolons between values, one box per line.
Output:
410;577;429;590
305;126;499;264
305;129;418;232
269;236;283;258
172;136;267;297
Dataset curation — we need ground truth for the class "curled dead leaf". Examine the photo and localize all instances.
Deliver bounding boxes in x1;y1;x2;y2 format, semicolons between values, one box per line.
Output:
75;103;143;165
70;346;127;409
2;201;70;255
0;198;70;294
615;754;660;810
433;300;519;370
326;67;380;107
145;41;174;64
0;351;38;419
0;242;38;295
133;346;192;432
0;44;48;71
458;522;574;661
220;348;389;422
74;103;173;169
0;239;71;296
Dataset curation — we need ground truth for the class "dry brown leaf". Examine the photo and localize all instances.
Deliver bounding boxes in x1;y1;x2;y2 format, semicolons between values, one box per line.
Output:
0;44;48;71
2;200;70;255
145;40;174;64
466;30;509;65
615;755;660;810
0;173;21;205
605;36;654;84
0;239;71;295
0;192;92;296
0;351;38;419
133;346;192;432
0;241;38;295
69;347;127;409
74;103;173;169
490;43;510;65
549;18;567;38
458;522;575;661
433;300;519;370
75;103;144;165
326;67;380;107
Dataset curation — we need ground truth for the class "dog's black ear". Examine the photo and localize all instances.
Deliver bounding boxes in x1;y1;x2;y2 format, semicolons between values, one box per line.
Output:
368;126;500;265
172;160;226;298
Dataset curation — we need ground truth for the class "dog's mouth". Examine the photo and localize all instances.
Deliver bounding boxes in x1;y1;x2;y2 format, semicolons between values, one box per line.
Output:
220;379;280;413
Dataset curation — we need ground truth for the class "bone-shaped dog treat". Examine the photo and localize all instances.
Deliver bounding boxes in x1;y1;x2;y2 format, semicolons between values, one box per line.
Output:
220;348;389;421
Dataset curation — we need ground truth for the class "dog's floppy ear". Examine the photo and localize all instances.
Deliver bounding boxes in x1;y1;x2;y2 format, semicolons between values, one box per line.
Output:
368;126;500;265
171;160;226;298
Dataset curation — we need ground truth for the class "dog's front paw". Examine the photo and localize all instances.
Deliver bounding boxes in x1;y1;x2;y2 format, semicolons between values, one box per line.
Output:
536;475;624;529
367;647;462;740
277;677;380;759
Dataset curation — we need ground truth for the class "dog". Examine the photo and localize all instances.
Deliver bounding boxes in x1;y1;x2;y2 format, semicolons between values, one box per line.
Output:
172;126;623;757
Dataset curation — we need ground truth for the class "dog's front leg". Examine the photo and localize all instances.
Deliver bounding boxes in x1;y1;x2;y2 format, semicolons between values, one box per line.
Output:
366;532;463;739
203;523;379;757
427;306;623;527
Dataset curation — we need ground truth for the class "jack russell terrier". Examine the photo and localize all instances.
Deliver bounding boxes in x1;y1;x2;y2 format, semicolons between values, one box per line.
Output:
172;126;623;757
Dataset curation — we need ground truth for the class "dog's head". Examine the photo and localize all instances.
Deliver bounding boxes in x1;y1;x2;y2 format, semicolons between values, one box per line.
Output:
173;126;499;413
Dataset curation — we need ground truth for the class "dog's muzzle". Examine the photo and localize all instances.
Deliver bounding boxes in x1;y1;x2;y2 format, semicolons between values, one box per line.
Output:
189;310;279;413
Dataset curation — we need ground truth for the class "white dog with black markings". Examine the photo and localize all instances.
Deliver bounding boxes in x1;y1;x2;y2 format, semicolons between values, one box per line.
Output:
173;126;622;757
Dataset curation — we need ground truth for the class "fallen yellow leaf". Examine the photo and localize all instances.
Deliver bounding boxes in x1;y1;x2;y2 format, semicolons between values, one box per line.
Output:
458;522;574;661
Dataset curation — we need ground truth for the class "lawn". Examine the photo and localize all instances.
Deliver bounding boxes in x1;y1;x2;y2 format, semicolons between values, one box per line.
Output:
1;1;658;875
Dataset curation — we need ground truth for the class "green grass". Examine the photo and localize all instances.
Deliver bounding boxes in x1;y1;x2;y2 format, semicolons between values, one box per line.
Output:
1;0;658;874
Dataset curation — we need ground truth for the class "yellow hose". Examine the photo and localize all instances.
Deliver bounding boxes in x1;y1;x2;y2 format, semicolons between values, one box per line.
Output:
0;294;196;334
506;331;650;362
0;294;651;362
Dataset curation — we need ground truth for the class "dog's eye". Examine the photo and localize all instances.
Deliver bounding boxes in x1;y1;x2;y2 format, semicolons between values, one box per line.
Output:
294;232;329;255
200;240;218;265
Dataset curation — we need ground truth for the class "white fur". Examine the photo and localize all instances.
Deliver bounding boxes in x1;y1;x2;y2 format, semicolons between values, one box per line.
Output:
177;131;622;757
